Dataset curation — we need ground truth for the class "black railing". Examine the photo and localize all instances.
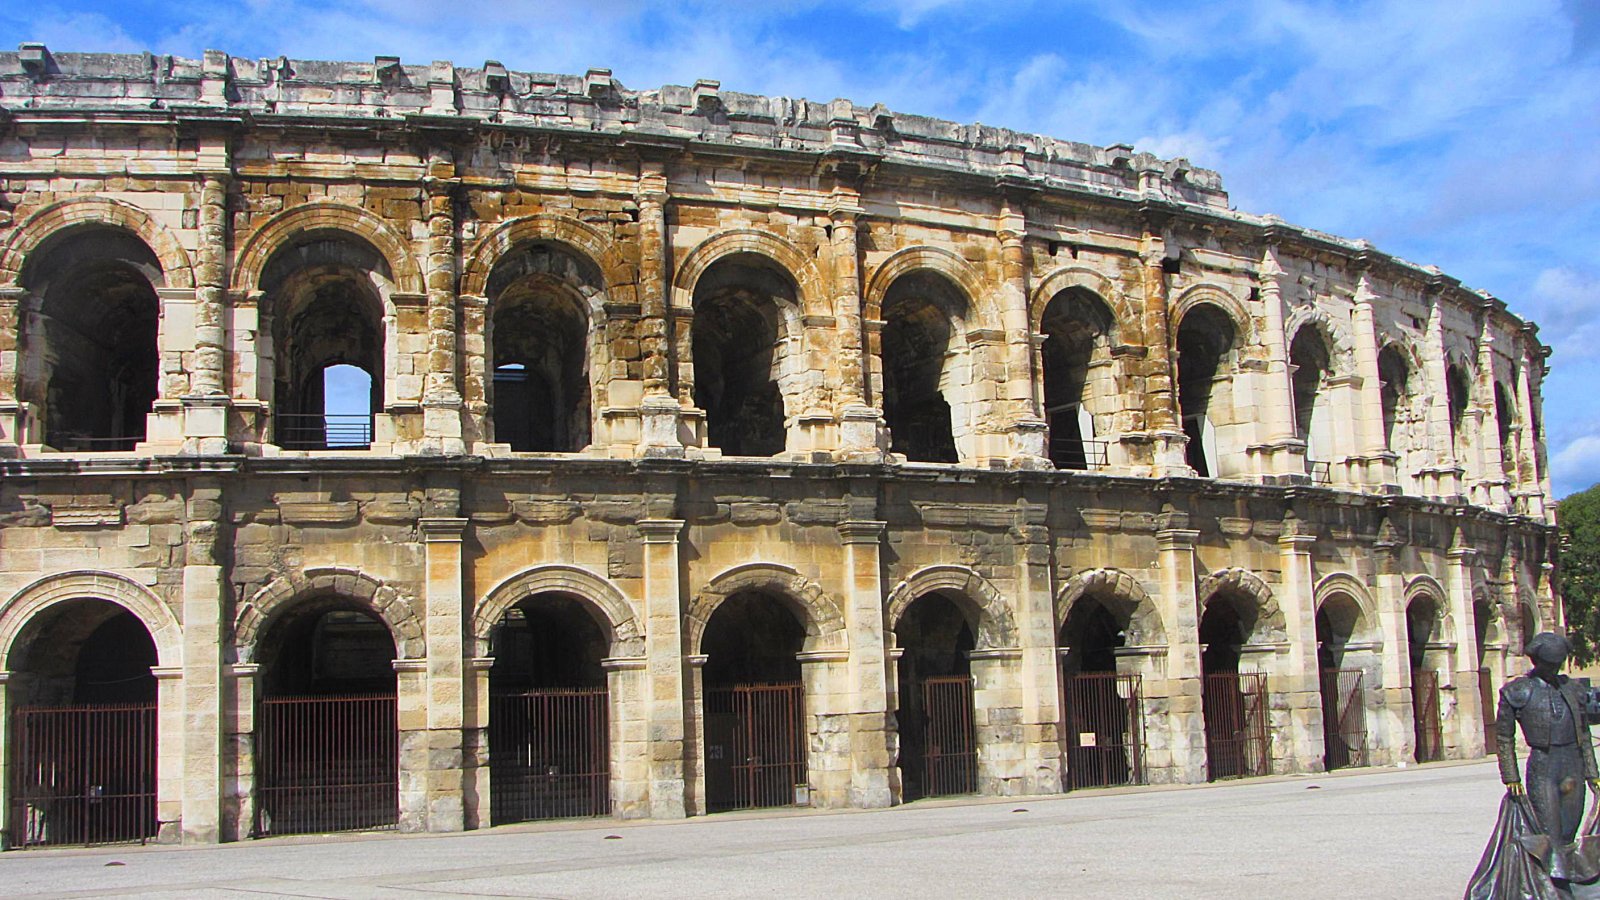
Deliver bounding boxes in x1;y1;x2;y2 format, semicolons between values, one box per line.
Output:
276;414;373;450
1309;461;1332;485
49;433;141;452
1051;439;1110;471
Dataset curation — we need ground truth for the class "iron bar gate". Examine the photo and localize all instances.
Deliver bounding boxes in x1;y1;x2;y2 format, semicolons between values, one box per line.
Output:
255;694;397;837
704;683;806;812
1203;672;1270;780
488;687;609;824
1061;672;1146;789
920;675;977;797
1479;667;1497;754
1412;669;1444;763
9;703;157;847
1319;668;1368;770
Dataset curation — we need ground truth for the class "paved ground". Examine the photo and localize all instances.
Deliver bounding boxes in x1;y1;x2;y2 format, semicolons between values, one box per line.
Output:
2;760;1507;899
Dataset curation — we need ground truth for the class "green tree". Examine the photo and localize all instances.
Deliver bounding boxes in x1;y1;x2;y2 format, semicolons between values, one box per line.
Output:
1558;483;1600;666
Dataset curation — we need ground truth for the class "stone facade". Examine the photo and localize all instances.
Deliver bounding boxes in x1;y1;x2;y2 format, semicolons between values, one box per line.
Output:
0;46;1559;845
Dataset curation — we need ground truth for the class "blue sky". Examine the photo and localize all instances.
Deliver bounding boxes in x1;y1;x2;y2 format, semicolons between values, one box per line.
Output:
5;0;1599;494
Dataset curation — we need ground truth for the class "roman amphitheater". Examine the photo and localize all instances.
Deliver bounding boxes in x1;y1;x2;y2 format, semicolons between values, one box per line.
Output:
0;46;1558;846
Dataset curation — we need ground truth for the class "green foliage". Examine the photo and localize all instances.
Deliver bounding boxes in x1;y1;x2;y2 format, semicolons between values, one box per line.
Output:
1558;483;1600;666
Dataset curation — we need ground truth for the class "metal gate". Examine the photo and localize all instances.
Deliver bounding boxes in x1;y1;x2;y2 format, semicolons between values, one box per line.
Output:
1061;672;1146;789
704;683;806;812
9;703;157;847
255;694;397;837
1412;669;1444;763
1320;668;1368;770
920;675;977;797
1203;672;1270;780
488;687;609;824
1478;667;1497;753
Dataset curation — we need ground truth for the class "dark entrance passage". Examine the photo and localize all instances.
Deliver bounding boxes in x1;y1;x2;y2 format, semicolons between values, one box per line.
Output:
702;592;807;812
1199;599;1269;780
1406;596;1445;763
894;593;977;800
255;603;397;837
487;594;610;823
1316;595;1368;770
8;601;158;847
1058;597;1146;789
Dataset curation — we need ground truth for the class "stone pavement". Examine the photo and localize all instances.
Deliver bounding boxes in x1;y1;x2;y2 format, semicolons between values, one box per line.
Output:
3;760;1506;899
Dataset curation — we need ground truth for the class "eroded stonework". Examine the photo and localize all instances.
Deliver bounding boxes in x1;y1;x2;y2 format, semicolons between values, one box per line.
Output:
0;46;1558;844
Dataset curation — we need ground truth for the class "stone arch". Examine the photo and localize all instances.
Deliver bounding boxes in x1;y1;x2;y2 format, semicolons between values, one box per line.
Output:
1404;574;1454;646
0;197;195;289
685;563;848;655
1171;285;1254;346
461;213;636;297
885;565;1016;650
0;570;182;671
1285;305;1356;374
1030;266;1131;338
1054;567;1166;646
672;229;826;316
1197;567;1285;636
863;245;999;330
234;567;424;662
472;564;644;658
1314;572;1381;644
231;201;424;294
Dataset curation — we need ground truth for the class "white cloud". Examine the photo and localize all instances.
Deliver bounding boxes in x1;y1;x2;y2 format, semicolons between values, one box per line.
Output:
1553;434;1600;497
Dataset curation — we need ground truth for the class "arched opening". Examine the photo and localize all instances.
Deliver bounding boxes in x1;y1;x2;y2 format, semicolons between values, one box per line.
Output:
893;593;976;801
1175;306;1236;478
1040;288;1115;470
1406;595;1444;763
254;598;397;836
21;228;162;452
487;593;610;823
487;244;596;452
1446;364;1471;460
700;591;807;812
1315;593;1369;770
1198;592;1271;780
881;271;968;463
265;236;389;450
7;599;159;846
1289;325;1333;469
1495;381;1516;472
1473;598;1498;752
692;255;794;457
1058;594;1147;788
1378;345;1411;460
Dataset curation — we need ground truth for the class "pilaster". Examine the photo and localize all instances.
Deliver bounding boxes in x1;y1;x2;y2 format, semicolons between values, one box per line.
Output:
1154;514;1205;783
1248;242;1309;481
1138;215;1187;474
419;515;468;831
180;481;226;842
997;196;1049;467
1447;532;1486;758
1372;522;1415;764
1351;273;1397;488
639;518;688;817
1277;513;1325;772
421;150;465;454
836;519;893;807
1012;502;1063;795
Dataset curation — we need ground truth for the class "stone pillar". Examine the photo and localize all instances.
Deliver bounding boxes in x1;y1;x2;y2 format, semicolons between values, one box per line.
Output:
998;198;1048;466
1512;353;1544;516
1139;218;1187;474
1474;325;1510;510
1154;511;1205;783
222;663;258;841
1372;523;1415;765
179;482;226;842
181;138;231;455
0;673;10;846
970;648;1025;794
829;196;887;460
1447;533;1486;758
836;520;893;807
1013;505;1063;795
394;659;428;831
683;653;707;816
0;287;35;450
1277;513;1326;773
1421;290;1463;498
636;161;684;456
1351;273;1396;488
422;152;465;454
1249;243;1307;481
152;665;185;842
462;657;492;829
639;518;687;817
602;656;651;818
419;515;468;831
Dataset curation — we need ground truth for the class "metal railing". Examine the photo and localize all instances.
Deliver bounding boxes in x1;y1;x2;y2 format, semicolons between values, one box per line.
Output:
919;675;978;797
9;703;158;848
255;694;398;837
1203;672;1271;780
48;432;141;453
1412;669;1445;763
1051;438;1110;471
276;413;373;450
488;688;610;824
704;682;807;813
1320;668;1368;770
1061;671;1146;789
1309;461;1333;485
